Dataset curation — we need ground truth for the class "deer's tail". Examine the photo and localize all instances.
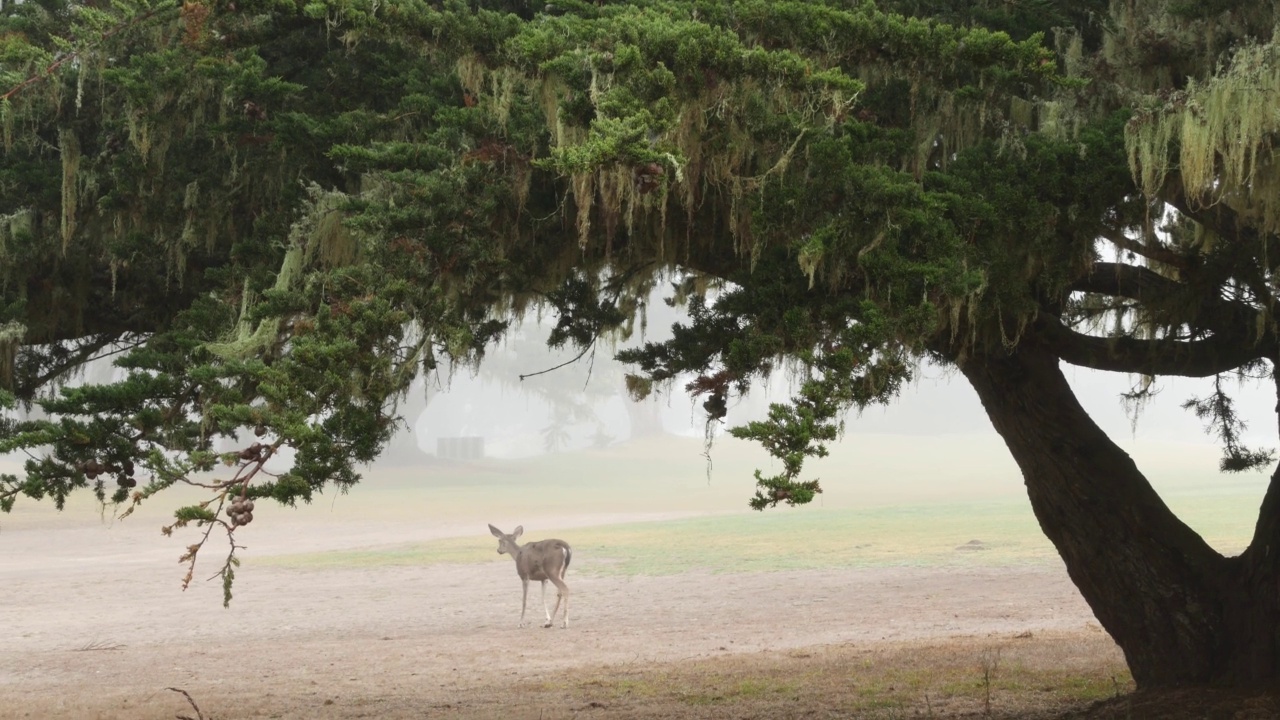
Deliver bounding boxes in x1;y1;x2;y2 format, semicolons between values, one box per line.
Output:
562;543;573;574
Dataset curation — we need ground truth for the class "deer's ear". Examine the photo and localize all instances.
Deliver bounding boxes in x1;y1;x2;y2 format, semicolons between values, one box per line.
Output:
512;525;524;538
488;524;503;538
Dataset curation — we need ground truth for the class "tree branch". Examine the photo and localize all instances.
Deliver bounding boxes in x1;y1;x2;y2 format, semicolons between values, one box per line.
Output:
10;334;138;400
1;4;178;102
518;342;595;381
1036;312;1273;378
1071;261;1179;302
1099;226;1189;271
166;687;207;720
1071;262;1261;341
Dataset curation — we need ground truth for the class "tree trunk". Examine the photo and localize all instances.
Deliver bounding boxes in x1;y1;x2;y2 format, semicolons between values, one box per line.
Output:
957;341;1280;686
624;391;665;439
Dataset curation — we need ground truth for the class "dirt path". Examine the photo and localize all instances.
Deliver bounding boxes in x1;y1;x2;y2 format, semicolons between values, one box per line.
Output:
0;509;1112;720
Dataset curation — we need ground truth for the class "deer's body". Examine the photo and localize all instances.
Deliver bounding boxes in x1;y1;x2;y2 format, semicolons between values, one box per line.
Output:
488;524;571;628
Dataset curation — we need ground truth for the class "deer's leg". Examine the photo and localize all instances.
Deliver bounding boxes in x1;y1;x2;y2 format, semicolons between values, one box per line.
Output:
519;578;530;628
541;580;554;628
549;573;569;629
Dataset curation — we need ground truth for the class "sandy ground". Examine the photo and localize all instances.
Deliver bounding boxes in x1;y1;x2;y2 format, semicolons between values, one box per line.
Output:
0;500;1117;720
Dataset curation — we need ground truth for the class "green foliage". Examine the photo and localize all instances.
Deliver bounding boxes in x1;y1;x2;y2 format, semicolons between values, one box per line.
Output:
174;505;218;524
221;555;239;608
1182;378;1276;474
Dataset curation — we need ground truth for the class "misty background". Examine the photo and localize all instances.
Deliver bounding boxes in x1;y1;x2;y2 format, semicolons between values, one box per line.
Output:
3;285;1275;518
405;293;1276;493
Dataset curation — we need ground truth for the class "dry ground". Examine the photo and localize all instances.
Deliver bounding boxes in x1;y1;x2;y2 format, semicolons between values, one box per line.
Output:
2;501;1128;720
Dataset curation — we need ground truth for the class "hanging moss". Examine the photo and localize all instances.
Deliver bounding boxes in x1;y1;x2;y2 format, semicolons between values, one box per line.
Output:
205;243;304;360
58;127;79;253
0;320;23;389
1126;38;1280;233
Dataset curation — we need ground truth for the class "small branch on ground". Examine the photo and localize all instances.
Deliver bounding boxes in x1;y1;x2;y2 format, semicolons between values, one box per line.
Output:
980;647;1001;718
167;687;206;720
72;639;125;652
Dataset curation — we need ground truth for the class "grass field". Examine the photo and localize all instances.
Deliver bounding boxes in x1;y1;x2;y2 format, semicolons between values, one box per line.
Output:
6;430;1260;579
235;430;1267;579
258;477;1260;574
257;501;1049;571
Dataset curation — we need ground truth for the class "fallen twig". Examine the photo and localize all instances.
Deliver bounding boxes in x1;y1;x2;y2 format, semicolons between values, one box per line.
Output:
167;686;206;720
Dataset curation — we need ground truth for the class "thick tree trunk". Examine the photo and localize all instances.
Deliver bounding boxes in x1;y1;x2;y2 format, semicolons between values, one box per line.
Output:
1222;466;1280;683
957;341;1280;686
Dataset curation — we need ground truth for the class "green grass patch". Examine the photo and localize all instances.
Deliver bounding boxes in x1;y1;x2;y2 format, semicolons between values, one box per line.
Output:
258;473;1260;574
258;499;1057;572
679;677;800;705
570;502;1054;575
1161;485;1257;554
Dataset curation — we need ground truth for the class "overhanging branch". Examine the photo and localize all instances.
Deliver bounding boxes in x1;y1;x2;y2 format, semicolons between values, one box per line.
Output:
1099;227;1190;271
1036;313;1273;377
10;333;141;401
1;4;179;102
1071;261;1261;340
1071;261;1180;301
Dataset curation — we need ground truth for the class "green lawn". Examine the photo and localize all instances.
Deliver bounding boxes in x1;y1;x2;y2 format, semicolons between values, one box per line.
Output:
257;472;1260;575
251;500;1028;573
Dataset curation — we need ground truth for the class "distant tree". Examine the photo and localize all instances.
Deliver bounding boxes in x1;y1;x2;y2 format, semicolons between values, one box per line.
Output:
482;317;646;452
376;381;429;466
3;0;1280;687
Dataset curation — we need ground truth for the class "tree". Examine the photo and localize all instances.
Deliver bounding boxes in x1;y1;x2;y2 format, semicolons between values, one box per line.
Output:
3;0;1279;687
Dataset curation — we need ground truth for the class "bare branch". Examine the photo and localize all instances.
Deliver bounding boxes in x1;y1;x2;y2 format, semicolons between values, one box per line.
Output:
518;342;594;381
1070;262;1262;342
1099;226;1189;271
1037;313;1273;378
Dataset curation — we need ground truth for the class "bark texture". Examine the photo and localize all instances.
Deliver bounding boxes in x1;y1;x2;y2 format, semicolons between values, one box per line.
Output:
958;341;1280;686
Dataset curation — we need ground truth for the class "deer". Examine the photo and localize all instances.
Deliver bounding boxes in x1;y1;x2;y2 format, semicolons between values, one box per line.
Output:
487;524;572;629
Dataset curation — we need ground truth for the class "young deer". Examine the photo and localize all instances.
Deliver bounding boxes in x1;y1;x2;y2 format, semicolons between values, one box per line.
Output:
487;524;572;628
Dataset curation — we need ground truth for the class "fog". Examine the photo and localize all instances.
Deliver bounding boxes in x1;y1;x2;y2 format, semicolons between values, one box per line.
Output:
406;300;1276;506
3;300;1275;517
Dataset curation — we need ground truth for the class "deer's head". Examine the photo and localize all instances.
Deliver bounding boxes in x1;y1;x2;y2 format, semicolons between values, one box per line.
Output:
488;524;524;555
